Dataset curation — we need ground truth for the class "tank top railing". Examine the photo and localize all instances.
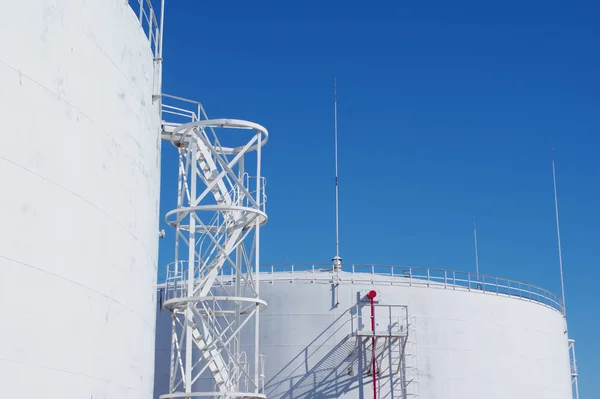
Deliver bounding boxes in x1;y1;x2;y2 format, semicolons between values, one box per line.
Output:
127;0;160;57
158;263;564;314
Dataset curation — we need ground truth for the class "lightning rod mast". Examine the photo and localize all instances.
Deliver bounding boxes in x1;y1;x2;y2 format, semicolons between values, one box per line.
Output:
332;77;342;271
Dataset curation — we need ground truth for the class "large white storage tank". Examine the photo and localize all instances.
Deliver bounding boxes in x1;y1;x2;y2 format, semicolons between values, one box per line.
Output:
155;265;572;399
0;1;161;398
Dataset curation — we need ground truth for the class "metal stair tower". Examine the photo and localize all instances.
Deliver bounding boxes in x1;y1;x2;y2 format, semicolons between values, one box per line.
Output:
160;95;268;399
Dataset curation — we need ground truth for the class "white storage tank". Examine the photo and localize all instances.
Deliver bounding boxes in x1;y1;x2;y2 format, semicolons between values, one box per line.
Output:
0;1;161;398
155;265;572;399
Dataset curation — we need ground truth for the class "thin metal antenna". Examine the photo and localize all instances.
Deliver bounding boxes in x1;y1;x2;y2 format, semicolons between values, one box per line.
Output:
551;140;567;317
473;214;480;275
332;77;342;271
551;145;579;399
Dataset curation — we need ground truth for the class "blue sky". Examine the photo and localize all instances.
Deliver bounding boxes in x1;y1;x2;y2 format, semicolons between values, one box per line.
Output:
156;0;598;395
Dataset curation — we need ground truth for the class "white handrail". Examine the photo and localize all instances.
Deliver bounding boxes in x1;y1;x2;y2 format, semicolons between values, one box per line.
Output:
127;0;160;56
159;263;564;315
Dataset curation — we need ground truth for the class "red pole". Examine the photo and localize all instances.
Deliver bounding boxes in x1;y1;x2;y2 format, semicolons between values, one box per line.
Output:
367;290;378;399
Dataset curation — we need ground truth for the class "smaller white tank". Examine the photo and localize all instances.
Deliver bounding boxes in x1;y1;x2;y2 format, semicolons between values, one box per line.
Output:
155;264;571;399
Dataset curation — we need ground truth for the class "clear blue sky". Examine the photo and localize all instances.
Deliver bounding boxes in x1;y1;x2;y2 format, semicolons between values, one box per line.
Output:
156;0;598;395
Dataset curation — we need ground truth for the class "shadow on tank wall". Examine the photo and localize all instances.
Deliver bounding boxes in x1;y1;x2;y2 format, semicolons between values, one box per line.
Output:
264;305;403;399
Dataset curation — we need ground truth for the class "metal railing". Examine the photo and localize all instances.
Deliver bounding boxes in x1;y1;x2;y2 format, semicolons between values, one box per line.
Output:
161;94;204;123
128;0;161;56
243;174;267;213
352;302;409;337
236;264;564;314
158;263;564;314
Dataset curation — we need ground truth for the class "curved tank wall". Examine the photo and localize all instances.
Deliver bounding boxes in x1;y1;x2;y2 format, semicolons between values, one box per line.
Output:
155;270;572;399
0;1;161;398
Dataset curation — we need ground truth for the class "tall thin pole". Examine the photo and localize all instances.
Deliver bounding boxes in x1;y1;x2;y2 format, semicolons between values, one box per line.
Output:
185;140;198;394
551;142;567;317
333;77;342;270
473;214;480;276
159;0;166;59
254;135;262;393
367;290;378;399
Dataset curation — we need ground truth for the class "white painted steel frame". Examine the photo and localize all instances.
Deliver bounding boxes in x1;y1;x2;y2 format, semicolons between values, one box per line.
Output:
352;301;412;397
160;96;268;399
568;339;580;399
